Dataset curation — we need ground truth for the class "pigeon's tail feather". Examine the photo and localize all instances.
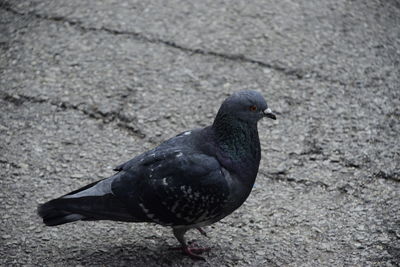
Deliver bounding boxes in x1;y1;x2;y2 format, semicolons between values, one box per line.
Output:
37;194;140;226
38;176;140;226
37;179;103;226
37;200;86;226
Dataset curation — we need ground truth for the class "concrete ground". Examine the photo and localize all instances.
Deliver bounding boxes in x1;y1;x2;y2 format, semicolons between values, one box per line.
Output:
1;0;399;266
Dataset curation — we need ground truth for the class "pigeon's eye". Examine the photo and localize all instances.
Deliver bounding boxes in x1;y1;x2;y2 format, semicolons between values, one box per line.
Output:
249;105;257;112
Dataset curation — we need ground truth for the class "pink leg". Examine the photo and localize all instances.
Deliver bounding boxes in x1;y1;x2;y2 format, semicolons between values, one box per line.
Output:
172;228;211;260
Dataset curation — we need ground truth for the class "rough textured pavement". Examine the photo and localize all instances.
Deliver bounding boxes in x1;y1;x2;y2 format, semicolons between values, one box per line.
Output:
1;0;399;266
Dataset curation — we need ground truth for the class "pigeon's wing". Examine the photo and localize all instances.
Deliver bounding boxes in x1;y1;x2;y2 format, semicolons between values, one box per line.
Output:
111;148;230;226
113;150;149;172
113;129;201;172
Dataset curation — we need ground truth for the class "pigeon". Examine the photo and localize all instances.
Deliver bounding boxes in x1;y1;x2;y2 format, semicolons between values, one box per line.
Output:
38;90;276;260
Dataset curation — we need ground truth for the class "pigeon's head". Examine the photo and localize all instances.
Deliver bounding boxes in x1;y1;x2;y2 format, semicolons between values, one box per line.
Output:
217;90;276;124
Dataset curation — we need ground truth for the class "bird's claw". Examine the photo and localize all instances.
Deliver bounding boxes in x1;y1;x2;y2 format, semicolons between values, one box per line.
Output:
196;227;208;237
169;243;210;260
182;245;210;260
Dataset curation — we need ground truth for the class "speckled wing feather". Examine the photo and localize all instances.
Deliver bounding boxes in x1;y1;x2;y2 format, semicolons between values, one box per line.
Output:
111;146;230;226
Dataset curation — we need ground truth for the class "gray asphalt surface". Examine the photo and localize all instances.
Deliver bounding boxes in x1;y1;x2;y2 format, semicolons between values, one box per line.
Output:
1;0;399;266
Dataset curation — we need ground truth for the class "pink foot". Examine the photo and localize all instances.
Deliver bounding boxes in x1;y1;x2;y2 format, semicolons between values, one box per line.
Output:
169;244;211;260
182;245;210;260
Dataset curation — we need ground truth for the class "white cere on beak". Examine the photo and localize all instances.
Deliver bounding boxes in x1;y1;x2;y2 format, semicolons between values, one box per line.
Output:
264;108;272;114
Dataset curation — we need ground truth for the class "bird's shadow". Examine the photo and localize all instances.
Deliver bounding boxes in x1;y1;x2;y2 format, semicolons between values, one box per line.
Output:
61;241;210;266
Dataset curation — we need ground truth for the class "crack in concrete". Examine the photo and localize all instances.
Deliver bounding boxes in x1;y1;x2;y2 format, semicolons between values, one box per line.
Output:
0;4;346;86
1;92;47;105
0;158;21;169
374;170;400;183
261;170;330;189
0;91;146;139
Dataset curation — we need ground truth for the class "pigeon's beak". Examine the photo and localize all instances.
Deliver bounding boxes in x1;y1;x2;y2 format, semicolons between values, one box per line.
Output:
263;108;276;120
